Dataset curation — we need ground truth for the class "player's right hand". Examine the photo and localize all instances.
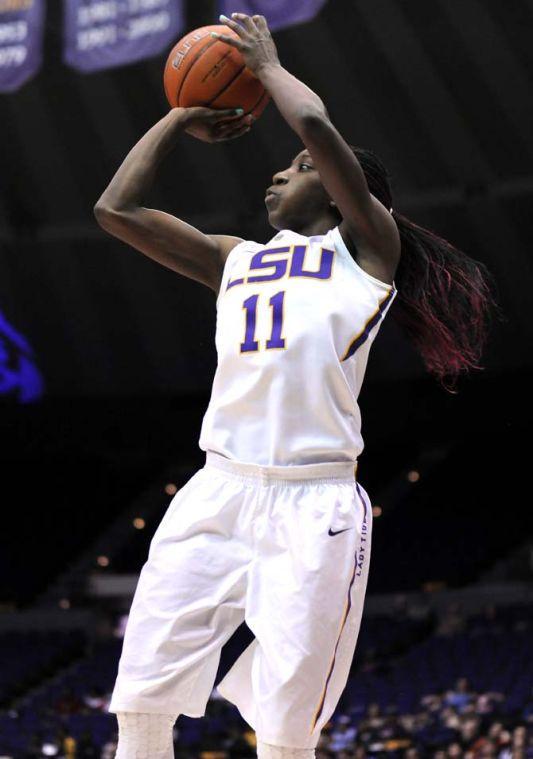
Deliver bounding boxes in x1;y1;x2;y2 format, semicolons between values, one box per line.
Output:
179;106;253;143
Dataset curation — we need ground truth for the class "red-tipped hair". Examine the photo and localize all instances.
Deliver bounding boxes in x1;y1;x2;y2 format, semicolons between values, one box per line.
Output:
345;146;497;390
392;212;496;390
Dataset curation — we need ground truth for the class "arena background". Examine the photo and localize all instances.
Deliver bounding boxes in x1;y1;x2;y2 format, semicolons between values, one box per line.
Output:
0;1;531;757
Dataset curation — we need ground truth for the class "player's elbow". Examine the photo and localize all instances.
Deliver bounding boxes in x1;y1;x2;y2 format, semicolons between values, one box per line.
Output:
298;105;330;130
93;201;126;230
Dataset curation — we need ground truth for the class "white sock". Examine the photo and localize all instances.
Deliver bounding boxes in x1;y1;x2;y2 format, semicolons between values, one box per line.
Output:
256;742;316;758
115;711;177;758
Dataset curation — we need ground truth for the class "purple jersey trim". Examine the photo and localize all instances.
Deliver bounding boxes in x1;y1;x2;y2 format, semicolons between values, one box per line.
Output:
341;287;396;362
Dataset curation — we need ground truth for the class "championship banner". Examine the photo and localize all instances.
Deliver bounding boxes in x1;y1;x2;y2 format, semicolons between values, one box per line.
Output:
217;0;328;32
64;0;185;74
0;0;45;93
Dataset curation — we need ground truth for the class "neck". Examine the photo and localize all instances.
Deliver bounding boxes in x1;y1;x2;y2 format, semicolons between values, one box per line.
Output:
293;212;338;237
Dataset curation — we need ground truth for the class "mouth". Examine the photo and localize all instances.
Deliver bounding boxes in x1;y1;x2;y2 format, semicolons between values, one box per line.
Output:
265;189;280;204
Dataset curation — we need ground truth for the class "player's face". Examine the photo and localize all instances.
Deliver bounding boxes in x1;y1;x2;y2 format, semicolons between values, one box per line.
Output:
265;149;332;230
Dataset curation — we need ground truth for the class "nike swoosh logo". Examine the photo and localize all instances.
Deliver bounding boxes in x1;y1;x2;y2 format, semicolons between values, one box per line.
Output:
328;527;353;536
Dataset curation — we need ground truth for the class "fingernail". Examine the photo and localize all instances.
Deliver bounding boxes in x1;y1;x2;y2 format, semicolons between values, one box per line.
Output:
219;14;229;21
234;108;243;115
210;31;218;37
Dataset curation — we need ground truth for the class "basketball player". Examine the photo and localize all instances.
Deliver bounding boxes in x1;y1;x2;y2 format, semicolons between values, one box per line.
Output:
94;13;494;758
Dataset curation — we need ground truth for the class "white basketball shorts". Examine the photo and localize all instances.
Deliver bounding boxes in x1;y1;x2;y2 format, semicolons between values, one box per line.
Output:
108;451;372;749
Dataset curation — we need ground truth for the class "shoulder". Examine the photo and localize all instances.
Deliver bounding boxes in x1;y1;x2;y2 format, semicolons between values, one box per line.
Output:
331;223;398;294
338;197;400;286
208;234;246;265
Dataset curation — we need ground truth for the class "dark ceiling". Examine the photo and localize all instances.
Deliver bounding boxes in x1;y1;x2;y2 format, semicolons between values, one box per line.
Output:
0;0;532;397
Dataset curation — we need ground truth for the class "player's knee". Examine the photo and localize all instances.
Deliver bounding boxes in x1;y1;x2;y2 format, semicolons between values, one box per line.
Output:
115;711;177;759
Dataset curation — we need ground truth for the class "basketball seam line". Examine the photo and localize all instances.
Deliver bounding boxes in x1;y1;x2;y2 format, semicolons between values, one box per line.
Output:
173;37;269;115
249;88;269;116
207;63;246;108
177;36;220;107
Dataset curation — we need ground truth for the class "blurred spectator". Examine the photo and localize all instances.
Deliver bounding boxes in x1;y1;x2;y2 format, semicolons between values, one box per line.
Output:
475;692;505;715
101;734;118;759
82;685;107;711
328;714;357;752
444;678;476;711
446;743;464;757
358;701;385;732
459;712;481;743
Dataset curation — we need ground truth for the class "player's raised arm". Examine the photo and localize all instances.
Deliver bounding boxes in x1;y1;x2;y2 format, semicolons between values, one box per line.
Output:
212;12;400;285
94;106;253;293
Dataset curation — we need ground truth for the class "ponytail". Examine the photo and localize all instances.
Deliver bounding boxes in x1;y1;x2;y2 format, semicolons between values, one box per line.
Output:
391;210;496;390
347;146;497;390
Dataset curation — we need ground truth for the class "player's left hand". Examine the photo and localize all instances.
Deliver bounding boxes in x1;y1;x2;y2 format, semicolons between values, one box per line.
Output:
211;13;280;77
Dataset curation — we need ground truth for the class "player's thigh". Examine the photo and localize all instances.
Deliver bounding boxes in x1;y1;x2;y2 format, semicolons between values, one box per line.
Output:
246;479;372;722
121;467;252;661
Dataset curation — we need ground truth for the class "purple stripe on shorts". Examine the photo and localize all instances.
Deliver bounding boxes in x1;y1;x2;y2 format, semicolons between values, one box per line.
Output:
311;487;369;732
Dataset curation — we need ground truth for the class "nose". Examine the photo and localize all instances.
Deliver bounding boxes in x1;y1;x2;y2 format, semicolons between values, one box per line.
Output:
271;170;289;186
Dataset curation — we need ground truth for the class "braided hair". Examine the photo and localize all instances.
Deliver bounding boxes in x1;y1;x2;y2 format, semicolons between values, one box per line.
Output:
334;146;497;391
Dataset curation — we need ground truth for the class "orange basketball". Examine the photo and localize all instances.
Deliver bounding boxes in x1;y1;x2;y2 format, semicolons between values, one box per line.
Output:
163;25;270;121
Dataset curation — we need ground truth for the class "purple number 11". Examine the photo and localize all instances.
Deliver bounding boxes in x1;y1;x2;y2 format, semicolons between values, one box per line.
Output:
240;291;286;353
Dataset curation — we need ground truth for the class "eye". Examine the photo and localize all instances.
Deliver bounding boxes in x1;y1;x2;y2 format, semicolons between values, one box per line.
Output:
299;162;313;171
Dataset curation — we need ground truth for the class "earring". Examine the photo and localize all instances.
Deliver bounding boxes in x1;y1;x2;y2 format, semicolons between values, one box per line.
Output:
329;200;336;207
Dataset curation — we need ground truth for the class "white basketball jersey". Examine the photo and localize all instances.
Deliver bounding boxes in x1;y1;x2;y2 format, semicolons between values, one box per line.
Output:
199;225;396;466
